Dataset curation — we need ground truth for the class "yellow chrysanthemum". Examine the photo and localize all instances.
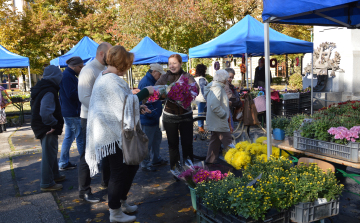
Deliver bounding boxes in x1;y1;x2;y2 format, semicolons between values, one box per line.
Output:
224;148;237;164
256;136;267;144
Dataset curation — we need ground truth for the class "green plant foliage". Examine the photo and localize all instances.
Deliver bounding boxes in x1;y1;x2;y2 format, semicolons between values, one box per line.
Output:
272;116;290;129
195;156;343;220
272;77;283;85
289;73;303;90
205;74;213;83
285;114;309;136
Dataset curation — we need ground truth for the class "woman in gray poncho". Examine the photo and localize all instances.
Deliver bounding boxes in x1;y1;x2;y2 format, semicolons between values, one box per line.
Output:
85;45;153;223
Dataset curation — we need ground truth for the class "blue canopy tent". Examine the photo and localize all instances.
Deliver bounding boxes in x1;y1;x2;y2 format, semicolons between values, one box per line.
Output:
50;36;99;68
0;44;31;88
130;36;188;64
189;15;313;58
127;36;188;88
261;0;360;156
262;0;360;28
189;15;313;88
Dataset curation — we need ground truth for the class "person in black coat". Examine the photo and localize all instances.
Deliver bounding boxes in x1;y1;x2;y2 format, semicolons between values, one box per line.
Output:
254;57;272;89
31;65;64;192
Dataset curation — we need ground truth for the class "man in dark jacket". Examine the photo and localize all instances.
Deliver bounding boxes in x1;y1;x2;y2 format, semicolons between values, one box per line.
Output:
31;65;64;192
139;64;168;172
254;57;272;89
58;57;84;171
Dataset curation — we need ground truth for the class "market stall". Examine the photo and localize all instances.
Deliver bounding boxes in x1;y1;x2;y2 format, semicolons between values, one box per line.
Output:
128;36;188;88
261;0;360;156
189;15;313;88
50;36;99;68
0;44;31;89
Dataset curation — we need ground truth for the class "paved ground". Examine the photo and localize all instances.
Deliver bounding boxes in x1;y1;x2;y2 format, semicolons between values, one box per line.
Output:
0;115;360;223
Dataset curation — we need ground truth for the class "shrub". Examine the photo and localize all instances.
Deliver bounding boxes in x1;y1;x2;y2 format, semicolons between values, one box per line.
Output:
289;73;303;90
272;77;283;85
205;74;213;83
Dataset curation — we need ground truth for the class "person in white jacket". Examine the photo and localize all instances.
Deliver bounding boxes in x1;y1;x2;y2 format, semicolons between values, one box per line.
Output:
204;69;232;164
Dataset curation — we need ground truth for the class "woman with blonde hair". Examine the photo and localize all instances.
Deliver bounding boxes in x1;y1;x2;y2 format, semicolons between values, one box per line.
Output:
85;45;153;223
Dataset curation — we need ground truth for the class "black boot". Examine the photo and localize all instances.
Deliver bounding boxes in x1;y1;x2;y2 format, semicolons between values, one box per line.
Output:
2;124;6;132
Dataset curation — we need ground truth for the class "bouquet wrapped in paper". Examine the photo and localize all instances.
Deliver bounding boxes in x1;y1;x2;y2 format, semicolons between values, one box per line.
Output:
171;159;228;189
145;76;198;109
166;75;198;109
145;85;167;103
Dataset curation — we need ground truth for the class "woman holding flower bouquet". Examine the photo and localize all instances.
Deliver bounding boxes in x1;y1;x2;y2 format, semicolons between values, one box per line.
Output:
85;45;154;223
155;54;199;171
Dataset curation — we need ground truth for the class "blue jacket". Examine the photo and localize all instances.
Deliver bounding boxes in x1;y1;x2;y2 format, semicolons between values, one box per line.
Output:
59;67;81;117
138;72;162;126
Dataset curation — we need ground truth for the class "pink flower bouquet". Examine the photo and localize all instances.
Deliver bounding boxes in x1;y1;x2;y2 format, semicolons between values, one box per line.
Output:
145;85;167;104
178;167;228;188
167;76;198;109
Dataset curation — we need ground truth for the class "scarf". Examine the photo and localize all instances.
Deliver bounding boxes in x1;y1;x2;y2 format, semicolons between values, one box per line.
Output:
85;73;140;177
166;68;185;77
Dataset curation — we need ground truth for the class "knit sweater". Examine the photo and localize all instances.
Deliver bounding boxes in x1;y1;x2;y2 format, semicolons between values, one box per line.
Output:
78;59;105;119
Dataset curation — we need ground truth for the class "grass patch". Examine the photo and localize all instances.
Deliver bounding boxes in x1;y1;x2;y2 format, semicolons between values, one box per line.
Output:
8;128;18;152
9;157;20;197
5;102;31;115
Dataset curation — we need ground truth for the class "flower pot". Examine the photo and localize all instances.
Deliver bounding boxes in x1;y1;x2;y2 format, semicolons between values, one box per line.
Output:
189;186;197;210
273;128;285;141
288;137;294;146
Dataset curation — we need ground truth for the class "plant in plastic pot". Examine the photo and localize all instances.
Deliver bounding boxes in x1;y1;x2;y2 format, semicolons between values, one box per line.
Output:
285;114;309;145
272;117;290;140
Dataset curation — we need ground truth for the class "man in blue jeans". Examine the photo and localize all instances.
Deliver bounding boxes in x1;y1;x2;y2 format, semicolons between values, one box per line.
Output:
139;64;168;172
58;57;84;171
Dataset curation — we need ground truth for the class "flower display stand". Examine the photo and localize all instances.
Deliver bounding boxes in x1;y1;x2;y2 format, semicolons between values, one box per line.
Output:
196;197;290;223
293;131;360;163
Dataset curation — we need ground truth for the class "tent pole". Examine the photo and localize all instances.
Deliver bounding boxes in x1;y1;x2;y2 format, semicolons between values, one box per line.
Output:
28;66;31;89
264;22;272;158
311;53;314;115
245;53;249;88
250;57;252;88
130;67;133;89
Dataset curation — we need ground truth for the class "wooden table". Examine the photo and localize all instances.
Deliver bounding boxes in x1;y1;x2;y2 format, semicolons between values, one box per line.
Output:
265;139;360;186
266;139;360;169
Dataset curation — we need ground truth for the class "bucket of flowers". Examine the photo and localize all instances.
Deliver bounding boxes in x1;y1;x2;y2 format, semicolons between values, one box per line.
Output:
171;159;228;210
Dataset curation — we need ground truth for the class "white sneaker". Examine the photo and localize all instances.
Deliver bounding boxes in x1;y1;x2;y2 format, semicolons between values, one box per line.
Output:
109;208;136;223
120;200;138;213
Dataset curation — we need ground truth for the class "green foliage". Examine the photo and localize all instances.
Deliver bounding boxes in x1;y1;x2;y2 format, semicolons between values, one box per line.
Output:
205;74;213;83
301;101;360;144
289;73;303;90
285;114;309;136
272;116;290;130
272;77;283;85
196;157;343;220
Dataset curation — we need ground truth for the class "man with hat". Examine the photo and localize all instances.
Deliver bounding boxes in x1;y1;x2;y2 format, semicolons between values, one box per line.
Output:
31;65;64;191
58;56;84;171
138;63;168;172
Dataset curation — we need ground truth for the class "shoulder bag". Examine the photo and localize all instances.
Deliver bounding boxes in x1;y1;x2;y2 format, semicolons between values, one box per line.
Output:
121;95;149;165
